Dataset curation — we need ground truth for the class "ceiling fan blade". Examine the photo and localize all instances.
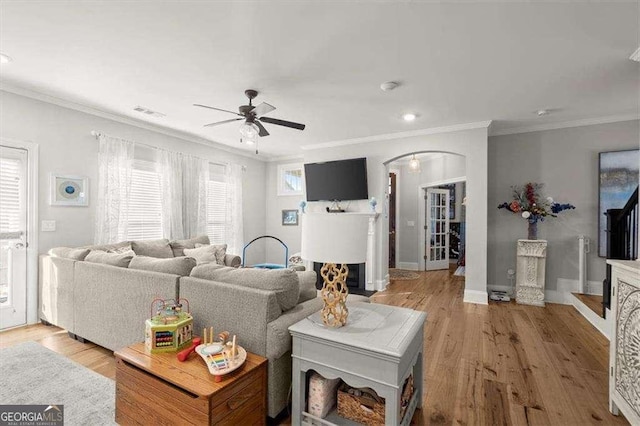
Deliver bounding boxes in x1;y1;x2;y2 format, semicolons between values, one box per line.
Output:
251;102;276;117
255;120;270;137
194;104;243;117
259;116;306;131
204;117;243;127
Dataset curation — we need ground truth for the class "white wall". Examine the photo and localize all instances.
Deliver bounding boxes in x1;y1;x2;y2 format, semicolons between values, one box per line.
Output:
303;125;489;303
0;91;267;261
488;119;640;292
264;161;304;265
393;154;466;267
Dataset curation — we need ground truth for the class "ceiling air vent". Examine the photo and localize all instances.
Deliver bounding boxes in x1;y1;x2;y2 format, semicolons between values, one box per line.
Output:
133;106;166;118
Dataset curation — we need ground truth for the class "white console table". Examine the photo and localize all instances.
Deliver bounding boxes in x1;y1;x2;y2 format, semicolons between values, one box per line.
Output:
289;302;426;425
608;259;640;424
516;239;547;306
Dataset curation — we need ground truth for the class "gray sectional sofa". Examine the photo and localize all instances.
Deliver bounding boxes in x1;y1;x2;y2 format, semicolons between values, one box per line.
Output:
39;236;368;418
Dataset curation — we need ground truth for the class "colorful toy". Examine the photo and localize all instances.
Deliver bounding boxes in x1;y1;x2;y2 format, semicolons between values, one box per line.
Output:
145;298;193;354
195;326;246;382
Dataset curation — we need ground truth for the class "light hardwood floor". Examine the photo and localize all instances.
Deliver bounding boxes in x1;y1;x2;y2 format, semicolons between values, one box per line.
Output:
0;269;627;425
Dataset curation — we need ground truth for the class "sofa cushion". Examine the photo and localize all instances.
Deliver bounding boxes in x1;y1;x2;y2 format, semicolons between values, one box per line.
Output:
190;265;300;311
195;243;228;264
85;251;134;268
48;247;90;261
169;235;210;257
297;271;317;304
129;255;197;276
184;244;227;265
81;241;131;252
131;239;173;258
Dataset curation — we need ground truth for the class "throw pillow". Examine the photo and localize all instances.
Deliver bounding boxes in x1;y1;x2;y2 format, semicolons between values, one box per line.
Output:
169;235;210;257
297;271;318;304
81;241;131;252
131;239;173;258
85;251;134;268
48;247;90;261
129;255;197;276
193;243;227;265
190;265;300;311
183;245;227;265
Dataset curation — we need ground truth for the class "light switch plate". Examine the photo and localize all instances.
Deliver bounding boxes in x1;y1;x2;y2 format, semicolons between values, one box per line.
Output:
41;220;56;232
407;221;415;227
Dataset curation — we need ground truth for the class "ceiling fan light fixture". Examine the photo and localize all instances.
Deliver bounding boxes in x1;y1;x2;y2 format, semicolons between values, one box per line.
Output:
239;122;259;139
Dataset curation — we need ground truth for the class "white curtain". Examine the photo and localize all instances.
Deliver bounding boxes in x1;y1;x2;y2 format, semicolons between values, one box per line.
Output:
94;135;134;244
182;155;209;239
225;163;244;254
160;150;209;240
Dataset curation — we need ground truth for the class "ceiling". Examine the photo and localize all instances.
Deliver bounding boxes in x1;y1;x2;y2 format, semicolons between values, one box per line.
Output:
0;2;638;159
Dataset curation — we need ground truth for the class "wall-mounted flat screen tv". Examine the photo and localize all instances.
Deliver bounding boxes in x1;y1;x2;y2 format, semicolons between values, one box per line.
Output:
304;158;368;201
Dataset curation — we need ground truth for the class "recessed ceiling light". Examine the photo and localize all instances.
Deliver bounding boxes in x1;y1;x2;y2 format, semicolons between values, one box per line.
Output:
536;109;549;117
630;47;640;62
403;113;416;122
0;53;13;64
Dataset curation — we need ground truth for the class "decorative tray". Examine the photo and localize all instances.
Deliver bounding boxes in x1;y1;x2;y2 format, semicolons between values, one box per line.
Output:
195;343;247;377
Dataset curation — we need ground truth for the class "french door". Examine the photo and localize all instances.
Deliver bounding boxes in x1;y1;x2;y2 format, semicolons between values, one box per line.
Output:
0;145;28;329
425;188;450;271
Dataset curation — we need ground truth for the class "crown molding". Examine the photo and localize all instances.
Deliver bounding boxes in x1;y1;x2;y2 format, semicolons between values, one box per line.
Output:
0;81;271;162
490;113;640;137
266;154;305;163
300;120;492;151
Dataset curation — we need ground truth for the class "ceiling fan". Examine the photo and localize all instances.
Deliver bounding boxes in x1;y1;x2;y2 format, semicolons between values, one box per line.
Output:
194;89;305;153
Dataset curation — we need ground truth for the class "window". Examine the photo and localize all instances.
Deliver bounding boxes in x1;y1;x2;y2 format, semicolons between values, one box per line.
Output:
0;156;24;238
277;163;304;196
125;160;163;240
207;164;227;244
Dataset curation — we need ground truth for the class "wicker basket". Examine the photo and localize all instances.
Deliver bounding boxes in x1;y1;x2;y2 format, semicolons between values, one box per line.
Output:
337;383;385;425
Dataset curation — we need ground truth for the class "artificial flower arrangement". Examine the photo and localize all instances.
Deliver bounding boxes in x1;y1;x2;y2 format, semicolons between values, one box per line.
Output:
498;182;575;240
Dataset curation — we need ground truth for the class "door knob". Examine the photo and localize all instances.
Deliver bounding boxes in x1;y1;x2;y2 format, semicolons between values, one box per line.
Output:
14;242;25;249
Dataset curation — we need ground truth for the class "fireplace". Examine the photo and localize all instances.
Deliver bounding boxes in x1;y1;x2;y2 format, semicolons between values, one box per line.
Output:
313;262;372;296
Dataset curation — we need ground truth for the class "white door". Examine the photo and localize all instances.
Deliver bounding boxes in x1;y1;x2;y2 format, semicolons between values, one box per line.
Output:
425;188;450;271
0;146;28;329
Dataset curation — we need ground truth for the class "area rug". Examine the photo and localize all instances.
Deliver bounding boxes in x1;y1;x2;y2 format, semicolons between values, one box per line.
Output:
389;268;421;280
0;341;116;425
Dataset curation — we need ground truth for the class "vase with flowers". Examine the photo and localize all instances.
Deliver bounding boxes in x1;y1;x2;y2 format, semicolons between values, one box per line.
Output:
498;182;575;240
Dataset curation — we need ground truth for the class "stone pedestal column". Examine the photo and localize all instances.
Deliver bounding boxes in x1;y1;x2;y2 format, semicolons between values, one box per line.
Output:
516;239;547;306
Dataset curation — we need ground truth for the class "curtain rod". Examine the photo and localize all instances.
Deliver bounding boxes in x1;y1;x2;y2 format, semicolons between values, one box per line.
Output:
90;130;231;168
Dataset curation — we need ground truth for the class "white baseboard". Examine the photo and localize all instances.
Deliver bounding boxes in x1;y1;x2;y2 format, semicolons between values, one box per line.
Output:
375;275;390;291
570;293;611;339
396;262;419;271
463;289;488;305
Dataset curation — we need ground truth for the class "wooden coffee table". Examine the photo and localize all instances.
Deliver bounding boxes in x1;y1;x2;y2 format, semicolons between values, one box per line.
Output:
115;342;267;425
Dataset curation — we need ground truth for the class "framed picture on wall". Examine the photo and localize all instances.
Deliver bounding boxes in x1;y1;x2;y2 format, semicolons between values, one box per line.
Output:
598;149;639;257
282;209;299;226
50;174;89;206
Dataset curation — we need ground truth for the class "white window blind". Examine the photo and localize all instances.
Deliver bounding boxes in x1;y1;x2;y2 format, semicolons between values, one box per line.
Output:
125;160;163;240
0;157;23;238
206;163;227;245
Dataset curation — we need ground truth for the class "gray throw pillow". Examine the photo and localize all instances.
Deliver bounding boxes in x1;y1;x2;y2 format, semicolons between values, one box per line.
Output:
129;255;197;276
193;243;227;265
85;251;134;268
48;247;90;261
297;271;318;304
169;235;210;257
190;265;300;311
183;245;225;265
131;239;174;258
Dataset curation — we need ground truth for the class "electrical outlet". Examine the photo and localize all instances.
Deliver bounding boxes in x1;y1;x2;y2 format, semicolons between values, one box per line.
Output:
407;221;415;227
41;220;56;232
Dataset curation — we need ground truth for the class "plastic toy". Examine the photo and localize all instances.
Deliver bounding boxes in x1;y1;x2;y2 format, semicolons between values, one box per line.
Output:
176;337;202;362
145;298;193;353
242;235;288;269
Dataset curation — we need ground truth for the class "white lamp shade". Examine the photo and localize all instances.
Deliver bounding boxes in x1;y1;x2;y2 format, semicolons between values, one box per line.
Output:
301;213;370;264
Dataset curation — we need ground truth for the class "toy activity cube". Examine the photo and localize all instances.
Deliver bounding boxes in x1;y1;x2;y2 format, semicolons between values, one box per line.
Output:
145;298;193;353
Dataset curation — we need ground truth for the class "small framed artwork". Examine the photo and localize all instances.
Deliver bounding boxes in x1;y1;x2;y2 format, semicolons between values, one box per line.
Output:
50;174;89;206
277;163;304;196
282;209;299;226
